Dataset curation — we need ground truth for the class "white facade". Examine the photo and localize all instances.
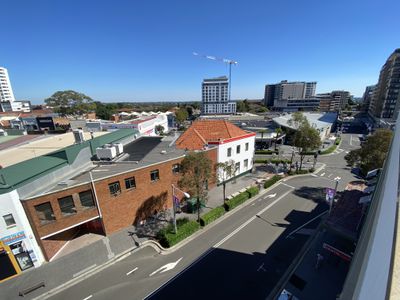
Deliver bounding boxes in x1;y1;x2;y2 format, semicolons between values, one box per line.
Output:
216;135;255;179
0;190;45;270
0;67;16;103
202;76;236;115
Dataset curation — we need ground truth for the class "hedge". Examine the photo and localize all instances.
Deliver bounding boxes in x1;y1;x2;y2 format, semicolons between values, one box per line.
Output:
255;150;279;155
200;206;225;226
224;192;250;211
335;137;341;145
264;175;281;189
254;159;291;164
320;144;337;155
246;186;260;197
287;169;312;175
156;219;200;248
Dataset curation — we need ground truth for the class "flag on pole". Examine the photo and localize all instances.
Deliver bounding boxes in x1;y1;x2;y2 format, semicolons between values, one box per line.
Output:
173;195;180;211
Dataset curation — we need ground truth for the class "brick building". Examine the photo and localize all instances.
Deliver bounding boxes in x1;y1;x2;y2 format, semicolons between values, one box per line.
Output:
20;136;217;261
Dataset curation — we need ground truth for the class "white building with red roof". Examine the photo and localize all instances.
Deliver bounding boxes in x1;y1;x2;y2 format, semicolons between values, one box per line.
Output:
176;120;255;178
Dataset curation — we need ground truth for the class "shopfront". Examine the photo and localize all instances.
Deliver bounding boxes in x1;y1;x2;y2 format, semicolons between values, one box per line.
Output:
1;231;35;271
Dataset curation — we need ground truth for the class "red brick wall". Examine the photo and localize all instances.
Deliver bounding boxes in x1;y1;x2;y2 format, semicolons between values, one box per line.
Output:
22;147;218;259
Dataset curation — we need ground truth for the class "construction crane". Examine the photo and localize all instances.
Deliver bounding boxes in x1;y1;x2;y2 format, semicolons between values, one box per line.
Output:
193;52;238;102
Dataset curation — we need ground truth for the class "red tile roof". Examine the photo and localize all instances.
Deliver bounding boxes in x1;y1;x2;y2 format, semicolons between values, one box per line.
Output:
176;120;254;150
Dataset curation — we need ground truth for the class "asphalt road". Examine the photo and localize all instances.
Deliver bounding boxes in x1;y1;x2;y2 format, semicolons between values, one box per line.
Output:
48;133;359;300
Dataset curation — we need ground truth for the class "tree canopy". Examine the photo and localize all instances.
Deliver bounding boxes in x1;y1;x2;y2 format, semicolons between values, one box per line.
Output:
45;90;95;115
289;112;321;170
345;129;393;175
179;151;213;222
216;160;236;204
175;108;188;125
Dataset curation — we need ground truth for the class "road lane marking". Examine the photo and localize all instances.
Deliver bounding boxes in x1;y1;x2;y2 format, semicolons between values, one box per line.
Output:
126;267;138;276
311;174;318;177
149;258;183;277
73;264;97;278
265;193;277;199
320;173;325;177
257;263;267;272
350;135;353;146
285;210;328;239
82;295;93;300
280;182;295;189
328;174;333;178
214;190;292;248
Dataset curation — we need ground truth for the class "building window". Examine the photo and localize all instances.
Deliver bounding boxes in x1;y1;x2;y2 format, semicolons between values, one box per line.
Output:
3;214;16;227
244;159;249;169
58;196;77;216
79;190;95;208
150;169;160;182
172;164;181;174
125;177;136;189
109;181;121;196
235;162;240;174
34;202;56;225
245;143;249;151
237;145;241;154
227;147;232;157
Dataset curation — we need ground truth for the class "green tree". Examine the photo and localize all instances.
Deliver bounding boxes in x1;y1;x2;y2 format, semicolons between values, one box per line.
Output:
155;124;165;135
175;108;188;126
274;127;283;151
236;100;250;112
345;129;393;175
216;160;236;205
179;152;213;223
95;102;116;120
259;129;267;148
288;112;307;129
186;106;194;117
45;90;95;116
292;123;321;170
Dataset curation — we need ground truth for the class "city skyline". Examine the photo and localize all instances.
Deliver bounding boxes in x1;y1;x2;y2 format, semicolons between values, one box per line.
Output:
1;0;399;104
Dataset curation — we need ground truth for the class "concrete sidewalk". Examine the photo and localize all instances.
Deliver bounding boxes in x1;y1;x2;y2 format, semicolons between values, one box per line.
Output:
0;165;271;299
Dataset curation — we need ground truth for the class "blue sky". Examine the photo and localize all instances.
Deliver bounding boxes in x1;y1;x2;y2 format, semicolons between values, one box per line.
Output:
2;0;399;103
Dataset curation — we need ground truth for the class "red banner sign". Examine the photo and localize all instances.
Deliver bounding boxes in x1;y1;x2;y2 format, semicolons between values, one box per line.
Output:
323;243;352;262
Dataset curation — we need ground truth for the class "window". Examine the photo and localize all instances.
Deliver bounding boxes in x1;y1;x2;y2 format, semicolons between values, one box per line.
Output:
58;196;76;216
172;164;181;174
244;159;249;169
35;202;56;225
109;181;121;196
79;190;95;208
3;214;16;227
245;143;249;151
236;145;241;154
150;169;160;182
227;147;232;157
235;162;240;174
125;177;136;189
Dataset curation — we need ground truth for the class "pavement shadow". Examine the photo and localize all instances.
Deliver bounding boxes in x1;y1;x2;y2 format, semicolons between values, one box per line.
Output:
294;186;325;203
148;201;329;300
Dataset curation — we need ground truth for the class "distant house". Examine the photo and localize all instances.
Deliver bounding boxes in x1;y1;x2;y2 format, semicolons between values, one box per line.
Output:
175;120;256;178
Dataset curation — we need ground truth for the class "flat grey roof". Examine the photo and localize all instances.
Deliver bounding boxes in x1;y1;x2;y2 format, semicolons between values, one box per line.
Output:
28;136;189;197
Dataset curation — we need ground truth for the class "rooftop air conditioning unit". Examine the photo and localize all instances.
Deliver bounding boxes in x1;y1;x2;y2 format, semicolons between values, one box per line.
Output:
96;146;117;160
73;129;85;144
112;143;123;155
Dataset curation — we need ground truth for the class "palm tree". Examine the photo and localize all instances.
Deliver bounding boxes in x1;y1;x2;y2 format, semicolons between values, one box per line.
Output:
259;129;267;149
274;127;283;151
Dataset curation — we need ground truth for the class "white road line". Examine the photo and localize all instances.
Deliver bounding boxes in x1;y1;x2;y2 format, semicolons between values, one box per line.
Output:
349;135;353;146
126;267;138;276
328;174;333;178
310;174;318;177
73;264;97;278
214;190;292;248
320;173;326;177
143;188;293;299
285;210;328;239
82;295;93;300
280;182;295;189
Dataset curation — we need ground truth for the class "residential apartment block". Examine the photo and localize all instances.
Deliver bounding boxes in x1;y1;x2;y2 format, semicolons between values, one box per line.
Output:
369;48;400;121
0;67;31;112
201;76;236;115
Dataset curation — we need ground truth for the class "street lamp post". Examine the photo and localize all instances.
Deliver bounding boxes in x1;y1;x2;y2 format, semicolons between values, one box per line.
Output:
171;184;190;234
